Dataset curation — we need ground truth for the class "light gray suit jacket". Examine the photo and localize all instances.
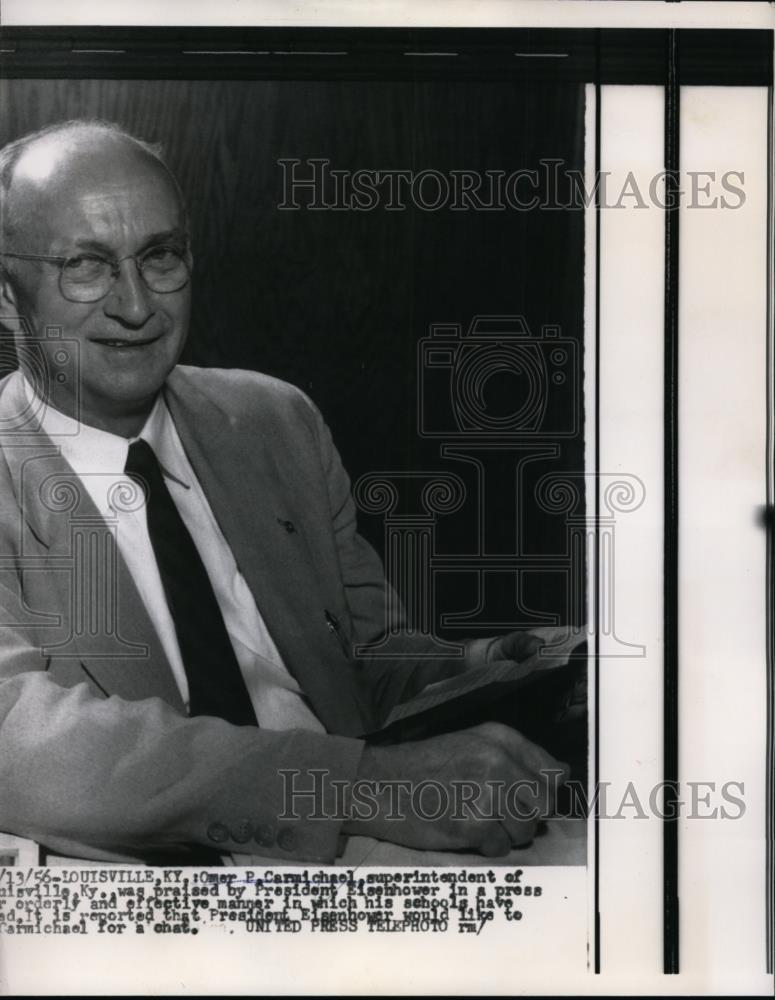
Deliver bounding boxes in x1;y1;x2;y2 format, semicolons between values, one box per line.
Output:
0;366;454;863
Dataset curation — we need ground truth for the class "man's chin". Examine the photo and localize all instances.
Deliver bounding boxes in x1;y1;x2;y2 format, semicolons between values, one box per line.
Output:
72;377;172;434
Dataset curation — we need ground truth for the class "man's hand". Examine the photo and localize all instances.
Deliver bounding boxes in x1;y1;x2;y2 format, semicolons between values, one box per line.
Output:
343;722;569;857
463;630;544;671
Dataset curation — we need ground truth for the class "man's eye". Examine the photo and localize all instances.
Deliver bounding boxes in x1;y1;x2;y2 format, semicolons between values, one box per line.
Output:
62;255;108;279
143;247;182;270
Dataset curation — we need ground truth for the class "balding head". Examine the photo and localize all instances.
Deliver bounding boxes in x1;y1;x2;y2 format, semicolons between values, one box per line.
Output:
0;120;186;246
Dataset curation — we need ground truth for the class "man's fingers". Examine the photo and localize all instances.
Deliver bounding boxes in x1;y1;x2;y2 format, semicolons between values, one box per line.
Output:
497;630;544;663
365;722;571;854
475;720;565;775
477;817;539;853
477;821;512;858
501;815;539;848
465;630;543;670
472;721;570;814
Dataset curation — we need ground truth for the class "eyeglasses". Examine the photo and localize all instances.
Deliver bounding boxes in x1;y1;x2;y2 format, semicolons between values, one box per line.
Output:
0;245;191;303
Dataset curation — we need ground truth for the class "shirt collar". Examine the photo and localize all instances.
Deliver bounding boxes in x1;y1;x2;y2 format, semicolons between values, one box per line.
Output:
20;371;188;488
140;389;190;489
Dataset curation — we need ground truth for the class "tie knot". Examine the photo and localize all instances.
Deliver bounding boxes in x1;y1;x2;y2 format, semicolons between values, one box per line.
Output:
124;439;165;499
125;437;158;477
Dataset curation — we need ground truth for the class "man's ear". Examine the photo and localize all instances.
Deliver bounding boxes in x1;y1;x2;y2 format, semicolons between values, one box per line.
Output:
0;267;24;339
0;265;19;312
0;264;24;326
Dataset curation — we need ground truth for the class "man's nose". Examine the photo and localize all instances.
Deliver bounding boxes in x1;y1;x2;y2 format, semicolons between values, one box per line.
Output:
102;258;154;325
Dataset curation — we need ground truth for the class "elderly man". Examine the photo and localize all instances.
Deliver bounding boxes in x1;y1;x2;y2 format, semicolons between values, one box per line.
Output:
0;120;566;865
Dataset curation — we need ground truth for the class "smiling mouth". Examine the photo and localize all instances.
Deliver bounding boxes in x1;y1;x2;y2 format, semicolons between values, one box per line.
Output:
91;335;162;349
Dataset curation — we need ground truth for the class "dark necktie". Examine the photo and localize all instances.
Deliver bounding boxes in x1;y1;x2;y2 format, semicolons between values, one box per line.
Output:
124;438;258;727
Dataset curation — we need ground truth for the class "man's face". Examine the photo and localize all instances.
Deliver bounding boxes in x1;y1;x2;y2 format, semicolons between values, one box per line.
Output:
1;138;192;434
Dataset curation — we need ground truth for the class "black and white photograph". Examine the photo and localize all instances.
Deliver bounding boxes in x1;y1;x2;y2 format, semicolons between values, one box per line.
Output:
0;1;772;995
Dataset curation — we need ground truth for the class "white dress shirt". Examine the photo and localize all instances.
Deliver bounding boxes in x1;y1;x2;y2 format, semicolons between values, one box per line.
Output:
20;371;324;733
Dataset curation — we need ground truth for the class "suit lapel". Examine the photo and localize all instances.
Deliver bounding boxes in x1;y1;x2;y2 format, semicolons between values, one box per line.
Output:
1;368;371;732
0;374;184;711
165;370;369;735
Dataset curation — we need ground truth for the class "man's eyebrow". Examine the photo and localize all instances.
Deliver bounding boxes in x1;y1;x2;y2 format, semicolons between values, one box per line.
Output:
66;238;113;255
136;229;190;251
67;229;190;255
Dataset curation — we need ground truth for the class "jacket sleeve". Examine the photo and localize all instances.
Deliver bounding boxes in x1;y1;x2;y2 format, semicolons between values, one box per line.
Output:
0;576;364;864
301;394;466;725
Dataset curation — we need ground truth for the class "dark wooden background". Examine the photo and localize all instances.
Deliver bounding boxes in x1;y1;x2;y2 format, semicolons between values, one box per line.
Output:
0;76;585;633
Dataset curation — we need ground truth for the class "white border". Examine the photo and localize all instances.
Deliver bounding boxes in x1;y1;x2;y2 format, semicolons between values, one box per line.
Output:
1;0;774;30
596;83;666;978
677;85;770;991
